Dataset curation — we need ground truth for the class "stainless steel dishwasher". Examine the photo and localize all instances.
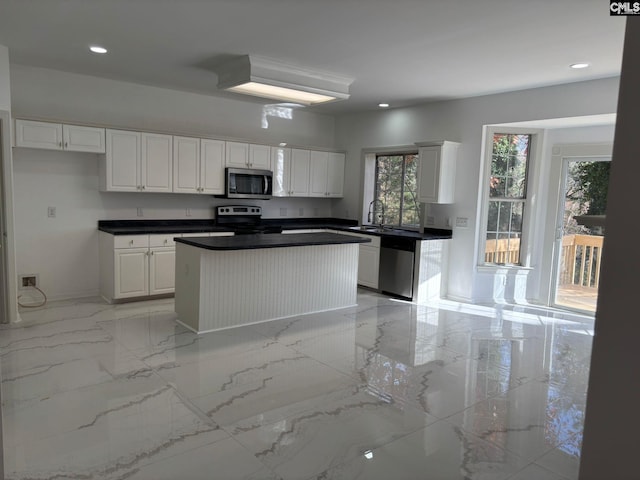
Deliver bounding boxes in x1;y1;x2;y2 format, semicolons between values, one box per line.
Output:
379;236;415;299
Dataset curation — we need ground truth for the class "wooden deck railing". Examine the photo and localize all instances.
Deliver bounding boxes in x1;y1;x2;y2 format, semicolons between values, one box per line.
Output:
485;238;521;264
485;234;603;289
560;234;604;288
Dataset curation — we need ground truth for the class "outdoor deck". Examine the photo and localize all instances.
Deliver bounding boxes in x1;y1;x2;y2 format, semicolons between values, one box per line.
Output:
486;233;603;313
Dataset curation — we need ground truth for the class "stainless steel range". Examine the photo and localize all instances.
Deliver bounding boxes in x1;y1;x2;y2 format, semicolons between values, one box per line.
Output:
215;205;282;235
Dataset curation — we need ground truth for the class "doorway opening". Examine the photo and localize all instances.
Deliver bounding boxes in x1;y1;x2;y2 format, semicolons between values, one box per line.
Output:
553;157;610;313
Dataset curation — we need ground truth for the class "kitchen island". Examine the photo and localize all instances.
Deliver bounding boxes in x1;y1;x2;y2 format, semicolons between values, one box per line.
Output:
174;232;370;333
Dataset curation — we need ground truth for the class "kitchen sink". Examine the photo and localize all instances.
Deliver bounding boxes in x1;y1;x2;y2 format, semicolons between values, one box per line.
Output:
349;225;393;233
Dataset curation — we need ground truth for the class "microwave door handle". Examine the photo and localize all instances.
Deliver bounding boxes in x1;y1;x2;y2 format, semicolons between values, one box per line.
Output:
264;175;268;194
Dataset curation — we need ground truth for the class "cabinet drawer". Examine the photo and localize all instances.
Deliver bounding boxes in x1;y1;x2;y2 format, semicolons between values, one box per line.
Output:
114;235;149;249
149;234;177;247
336;230;381;248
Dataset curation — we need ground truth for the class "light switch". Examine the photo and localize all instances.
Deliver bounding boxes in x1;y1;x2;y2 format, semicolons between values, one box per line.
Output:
455;217;469;228
47;206;56;218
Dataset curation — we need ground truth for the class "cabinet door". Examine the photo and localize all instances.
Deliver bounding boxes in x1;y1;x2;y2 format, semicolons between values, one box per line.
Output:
105;129;140;192
15;120;63;150
290;149;310;197
114;249;149;298
63;125;106;153
141;133;172;192
327;152;345;197
149;247;176;295
309;150;329;197
173;136;200;194
271;147;291;196
225;141;249;168
358;245;380;289
200;139;225;194
249;144;271;169
417;143;457;203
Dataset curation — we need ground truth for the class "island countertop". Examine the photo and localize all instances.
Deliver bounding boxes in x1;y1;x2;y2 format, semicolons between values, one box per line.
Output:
174;232;371;251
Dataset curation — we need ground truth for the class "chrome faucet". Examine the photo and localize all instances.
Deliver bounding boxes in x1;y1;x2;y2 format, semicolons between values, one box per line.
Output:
367;199;386;226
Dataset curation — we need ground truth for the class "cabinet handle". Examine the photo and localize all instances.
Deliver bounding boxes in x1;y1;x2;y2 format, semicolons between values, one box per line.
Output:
58;141;63;148
129;240;134;246
141;185;145;190
151;251;154;255
64;142;68;148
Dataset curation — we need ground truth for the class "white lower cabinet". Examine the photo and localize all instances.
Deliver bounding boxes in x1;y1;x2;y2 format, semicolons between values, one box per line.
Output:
114;248;149;299
331;230;380;288
149;247;176;295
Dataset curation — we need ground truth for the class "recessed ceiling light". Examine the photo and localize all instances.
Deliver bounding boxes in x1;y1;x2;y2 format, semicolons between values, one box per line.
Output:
89;45;108;54
570;63;590;69
378;103;390;108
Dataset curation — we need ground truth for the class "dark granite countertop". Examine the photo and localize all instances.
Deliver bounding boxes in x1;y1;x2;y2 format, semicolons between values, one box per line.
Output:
97;219;452;240
175;232;371;251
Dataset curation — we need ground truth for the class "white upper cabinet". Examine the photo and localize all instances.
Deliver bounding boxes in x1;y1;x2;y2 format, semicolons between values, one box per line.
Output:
249;143;271;169
200;139;225;194
101;129;172;192
141;133;172;192
173;137;225;194
226;141;271;169
173;136;200;194
15;119;105;153
416;141;459;204
225;141;250;168
309;150;344;197
102;129;141;192
327;152;345;197
309;150;329;196
271;146;291;197
290;148;311;197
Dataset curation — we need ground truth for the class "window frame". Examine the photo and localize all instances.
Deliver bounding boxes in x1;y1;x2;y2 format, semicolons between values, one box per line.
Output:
373;151;420;228
478;126;542;269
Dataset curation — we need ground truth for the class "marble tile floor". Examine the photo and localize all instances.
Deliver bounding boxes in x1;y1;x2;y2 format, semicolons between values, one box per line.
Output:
0;290;593;480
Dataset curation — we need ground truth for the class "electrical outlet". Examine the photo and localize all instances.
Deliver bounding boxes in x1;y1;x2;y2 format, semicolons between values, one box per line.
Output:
455;217;469;228
426;216;435;226
446;217;452;228
299;207;304;216
47;206;56;218
137;207;143;217
186;208;191;217
313;208;319;217
279;208;287;216
18;274;38;289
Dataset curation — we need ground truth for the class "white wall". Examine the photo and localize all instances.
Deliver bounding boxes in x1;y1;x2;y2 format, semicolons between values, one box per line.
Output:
0;46;10;111
334;77;620;301
10;66;338;301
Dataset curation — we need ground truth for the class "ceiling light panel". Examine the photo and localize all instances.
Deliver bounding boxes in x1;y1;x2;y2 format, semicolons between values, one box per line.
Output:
217;55;353;105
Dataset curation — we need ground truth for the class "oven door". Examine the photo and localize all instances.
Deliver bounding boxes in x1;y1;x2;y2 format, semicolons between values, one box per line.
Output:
226;168;273;199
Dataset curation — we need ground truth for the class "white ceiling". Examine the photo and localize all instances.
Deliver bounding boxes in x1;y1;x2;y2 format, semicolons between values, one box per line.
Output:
0;0;626;115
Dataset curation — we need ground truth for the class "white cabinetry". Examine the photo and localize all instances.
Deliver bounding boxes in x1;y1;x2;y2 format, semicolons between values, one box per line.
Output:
274;148;344;198
101;130;172;192
173;137;224;194
309;151;345;197
141;133;173;192
99;231;235;302
226;141;271;169
15;119;105;153
272;147;310;197
416;141;459;204
334;230;380;288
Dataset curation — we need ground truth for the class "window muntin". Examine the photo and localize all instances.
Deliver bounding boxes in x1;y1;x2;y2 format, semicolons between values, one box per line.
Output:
374;153;419;228
485;134;531;265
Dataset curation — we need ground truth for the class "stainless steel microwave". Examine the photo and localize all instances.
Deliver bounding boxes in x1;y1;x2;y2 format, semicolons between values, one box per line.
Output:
225;168;273;199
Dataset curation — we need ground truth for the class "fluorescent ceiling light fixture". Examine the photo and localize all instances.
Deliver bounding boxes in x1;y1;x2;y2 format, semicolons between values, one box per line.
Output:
378;103;390;108
364;450;374;460
89;45;107;54
217;55;352;106
570;62;590;69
